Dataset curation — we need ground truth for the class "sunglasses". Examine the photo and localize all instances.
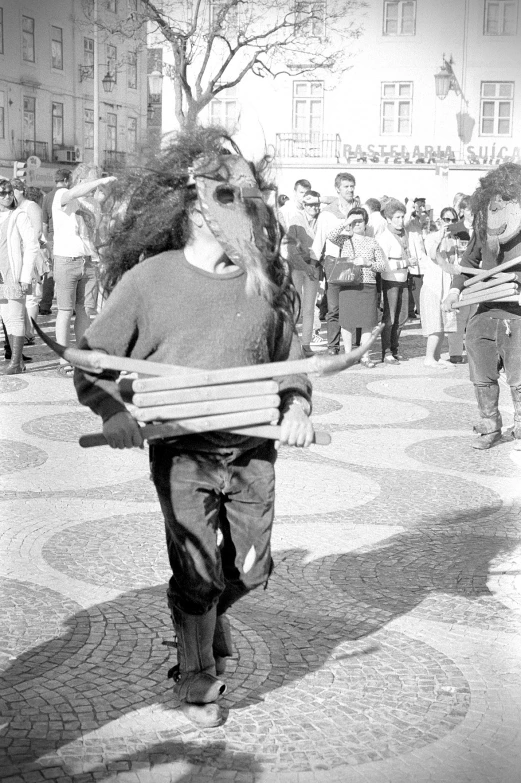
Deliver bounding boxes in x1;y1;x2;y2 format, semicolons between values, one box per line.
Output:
441;216;457;222
0;190;13;197
304;202;320;208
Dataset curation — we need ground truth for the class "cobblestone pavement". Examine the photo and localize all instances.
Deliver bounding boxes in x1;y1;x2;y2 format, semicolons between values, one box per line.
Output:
1;316;521;783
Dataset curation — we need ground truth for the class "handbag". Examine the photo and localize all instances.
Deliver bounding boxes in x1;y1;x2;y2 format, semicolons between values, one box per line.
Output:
324;239;363;285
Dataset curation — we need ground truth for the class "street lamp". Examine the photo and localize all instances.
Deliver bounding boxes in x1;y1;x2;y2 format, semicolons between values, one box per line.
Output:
148;69;163;101
434;55;465;101
101;70;116;93
434;59;453;100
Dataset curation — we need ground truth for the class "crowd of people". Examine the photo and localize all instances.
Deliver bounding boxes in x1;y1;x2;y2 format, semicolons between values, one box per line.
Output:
1;161;476;376
279;175;475;369
0;166;114;375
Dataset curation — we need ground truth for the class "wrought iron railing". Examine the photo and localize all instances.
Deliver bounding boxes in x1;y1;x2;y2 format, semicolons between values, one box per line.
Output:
275;133;341;160
22;140;49;161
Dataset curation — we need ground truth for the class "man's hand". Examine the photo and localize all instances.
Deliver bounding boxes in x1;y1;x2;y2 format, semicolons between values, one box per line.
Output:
277;398;314;449
443;291;460;312
20;282;31;294
306;266;318;280
103;411;144;449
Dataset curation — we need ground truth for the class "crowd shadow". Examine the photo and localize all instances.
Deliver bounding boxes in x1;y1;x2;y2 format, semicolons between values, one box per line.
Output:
0;506;515;779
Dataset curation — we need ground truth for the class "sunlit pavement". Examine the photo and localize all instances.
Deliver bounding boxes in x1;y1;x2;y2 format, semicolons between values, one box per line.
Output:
1;316;520;783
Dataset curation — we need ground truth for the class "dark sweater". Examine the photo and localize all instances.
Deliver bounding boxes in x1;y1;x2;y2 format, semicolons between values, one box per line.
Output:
75;250;311;449
451;233;521;319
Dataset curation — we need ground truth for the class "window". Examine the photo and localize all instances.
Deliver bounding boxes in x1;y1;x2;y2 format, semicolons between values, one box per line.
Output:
52;102;63;147
51;26;63;69
209;0;238;30
128;0;138;12
381;82;412;134
107;112;117;150
127;116;137;152
292;81;323;134
128;51;137;89
209;93;238;132
107;0;117;11
383;1;416;35
295;1;326;38
22;16;35;62
84;37;94;78
0;92;4;138
23;96;36;142
480;82;514;135
84;108;94;149
107;44;117;83
484;1;518;34
0;8;4;55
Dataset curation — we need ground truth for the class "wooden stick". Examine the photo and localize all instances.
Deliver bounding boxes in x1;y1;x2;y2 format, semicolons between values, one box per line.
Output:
134;394;280;423
132;379;279;408
455;296;520;309
463;273;518;293
139;408;279;435
34;319;383;386
458;290;519;307
457;267;482;276
79;423;331;448
459;282;519;301
129;330;381;394
454;290;520;309
460;255;521;287
460;282;519;300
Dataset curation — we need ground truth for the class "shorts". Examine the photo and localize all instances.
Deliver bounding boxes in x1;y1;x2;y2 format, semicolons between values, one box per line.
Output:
54;255;96;311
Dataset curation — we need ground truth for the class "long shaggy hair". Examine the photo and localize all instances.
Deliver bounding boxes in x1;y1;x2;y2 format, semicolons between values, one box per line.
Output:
471;162;521;242
101;126;297;334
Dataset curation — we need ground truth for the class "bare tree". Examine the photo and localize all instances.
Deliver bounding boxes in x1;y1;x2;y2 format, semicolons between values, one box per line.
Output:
85;0;366;128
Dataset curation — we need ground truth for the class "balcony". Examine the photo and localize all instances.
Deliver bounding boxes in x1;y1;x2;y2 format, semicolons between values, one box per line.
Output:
103;150;127;171
275;133;341;161
22;140;49;162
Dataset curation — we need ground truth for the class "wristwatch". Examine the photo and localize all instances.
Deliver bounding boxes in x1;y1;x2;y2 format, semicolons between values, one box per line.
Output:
284;395;311;416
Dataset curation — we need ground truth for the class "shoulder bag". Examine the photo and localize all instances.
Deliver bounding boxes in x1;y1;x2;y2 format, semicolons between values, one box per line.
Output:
324;238;363;286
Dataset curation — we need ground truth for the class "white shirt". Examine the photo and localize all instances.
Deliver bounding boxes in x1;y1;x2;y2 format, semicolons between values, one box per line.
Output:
52;188;90;257
366;211;387;239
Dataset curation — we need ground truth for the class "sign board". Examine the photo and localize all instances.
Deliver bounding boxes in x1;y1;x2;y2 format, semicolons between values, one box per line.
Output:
342;143;521;164
27;155;41;168
27;167;58;189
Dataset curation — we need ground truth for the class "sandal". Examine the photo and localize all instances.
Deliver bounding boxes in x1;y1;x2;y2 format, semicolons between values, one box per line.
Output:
56;364;74;378
360;356;376;368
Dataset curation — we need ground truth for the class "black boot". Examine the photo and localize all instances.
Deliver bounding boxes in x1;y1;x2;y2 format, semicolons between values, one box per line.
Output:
472;384;502;449
2;322;11;360
168;606;226;728
213;614;234;675
4;335;26;375
2;323;31;362
510;386;521;446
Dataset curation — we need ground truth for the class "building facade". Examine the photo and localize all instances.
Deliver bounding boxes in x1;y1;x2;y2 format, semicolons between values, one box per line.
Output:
0;0;148;187
158;0;521;210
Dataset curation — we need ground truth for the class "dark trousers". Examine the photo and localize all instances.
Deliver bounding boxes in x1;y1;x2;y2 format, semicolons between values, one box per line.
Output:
150;440;276;616
381;279;409;357
408;274;423;317
325;282;341;349
466;311;521;387
466;311;521;436
40;274;55;311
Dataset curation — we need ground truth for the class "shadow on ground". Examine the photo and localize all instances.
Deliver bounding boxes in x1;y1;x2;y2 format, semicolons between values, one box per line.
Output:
0;506;515;779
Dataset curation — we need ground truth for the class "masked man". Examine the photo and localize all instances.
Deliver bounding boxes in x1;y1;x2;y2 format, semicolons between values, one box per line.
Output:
74;128;314;728
444;162;521;450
